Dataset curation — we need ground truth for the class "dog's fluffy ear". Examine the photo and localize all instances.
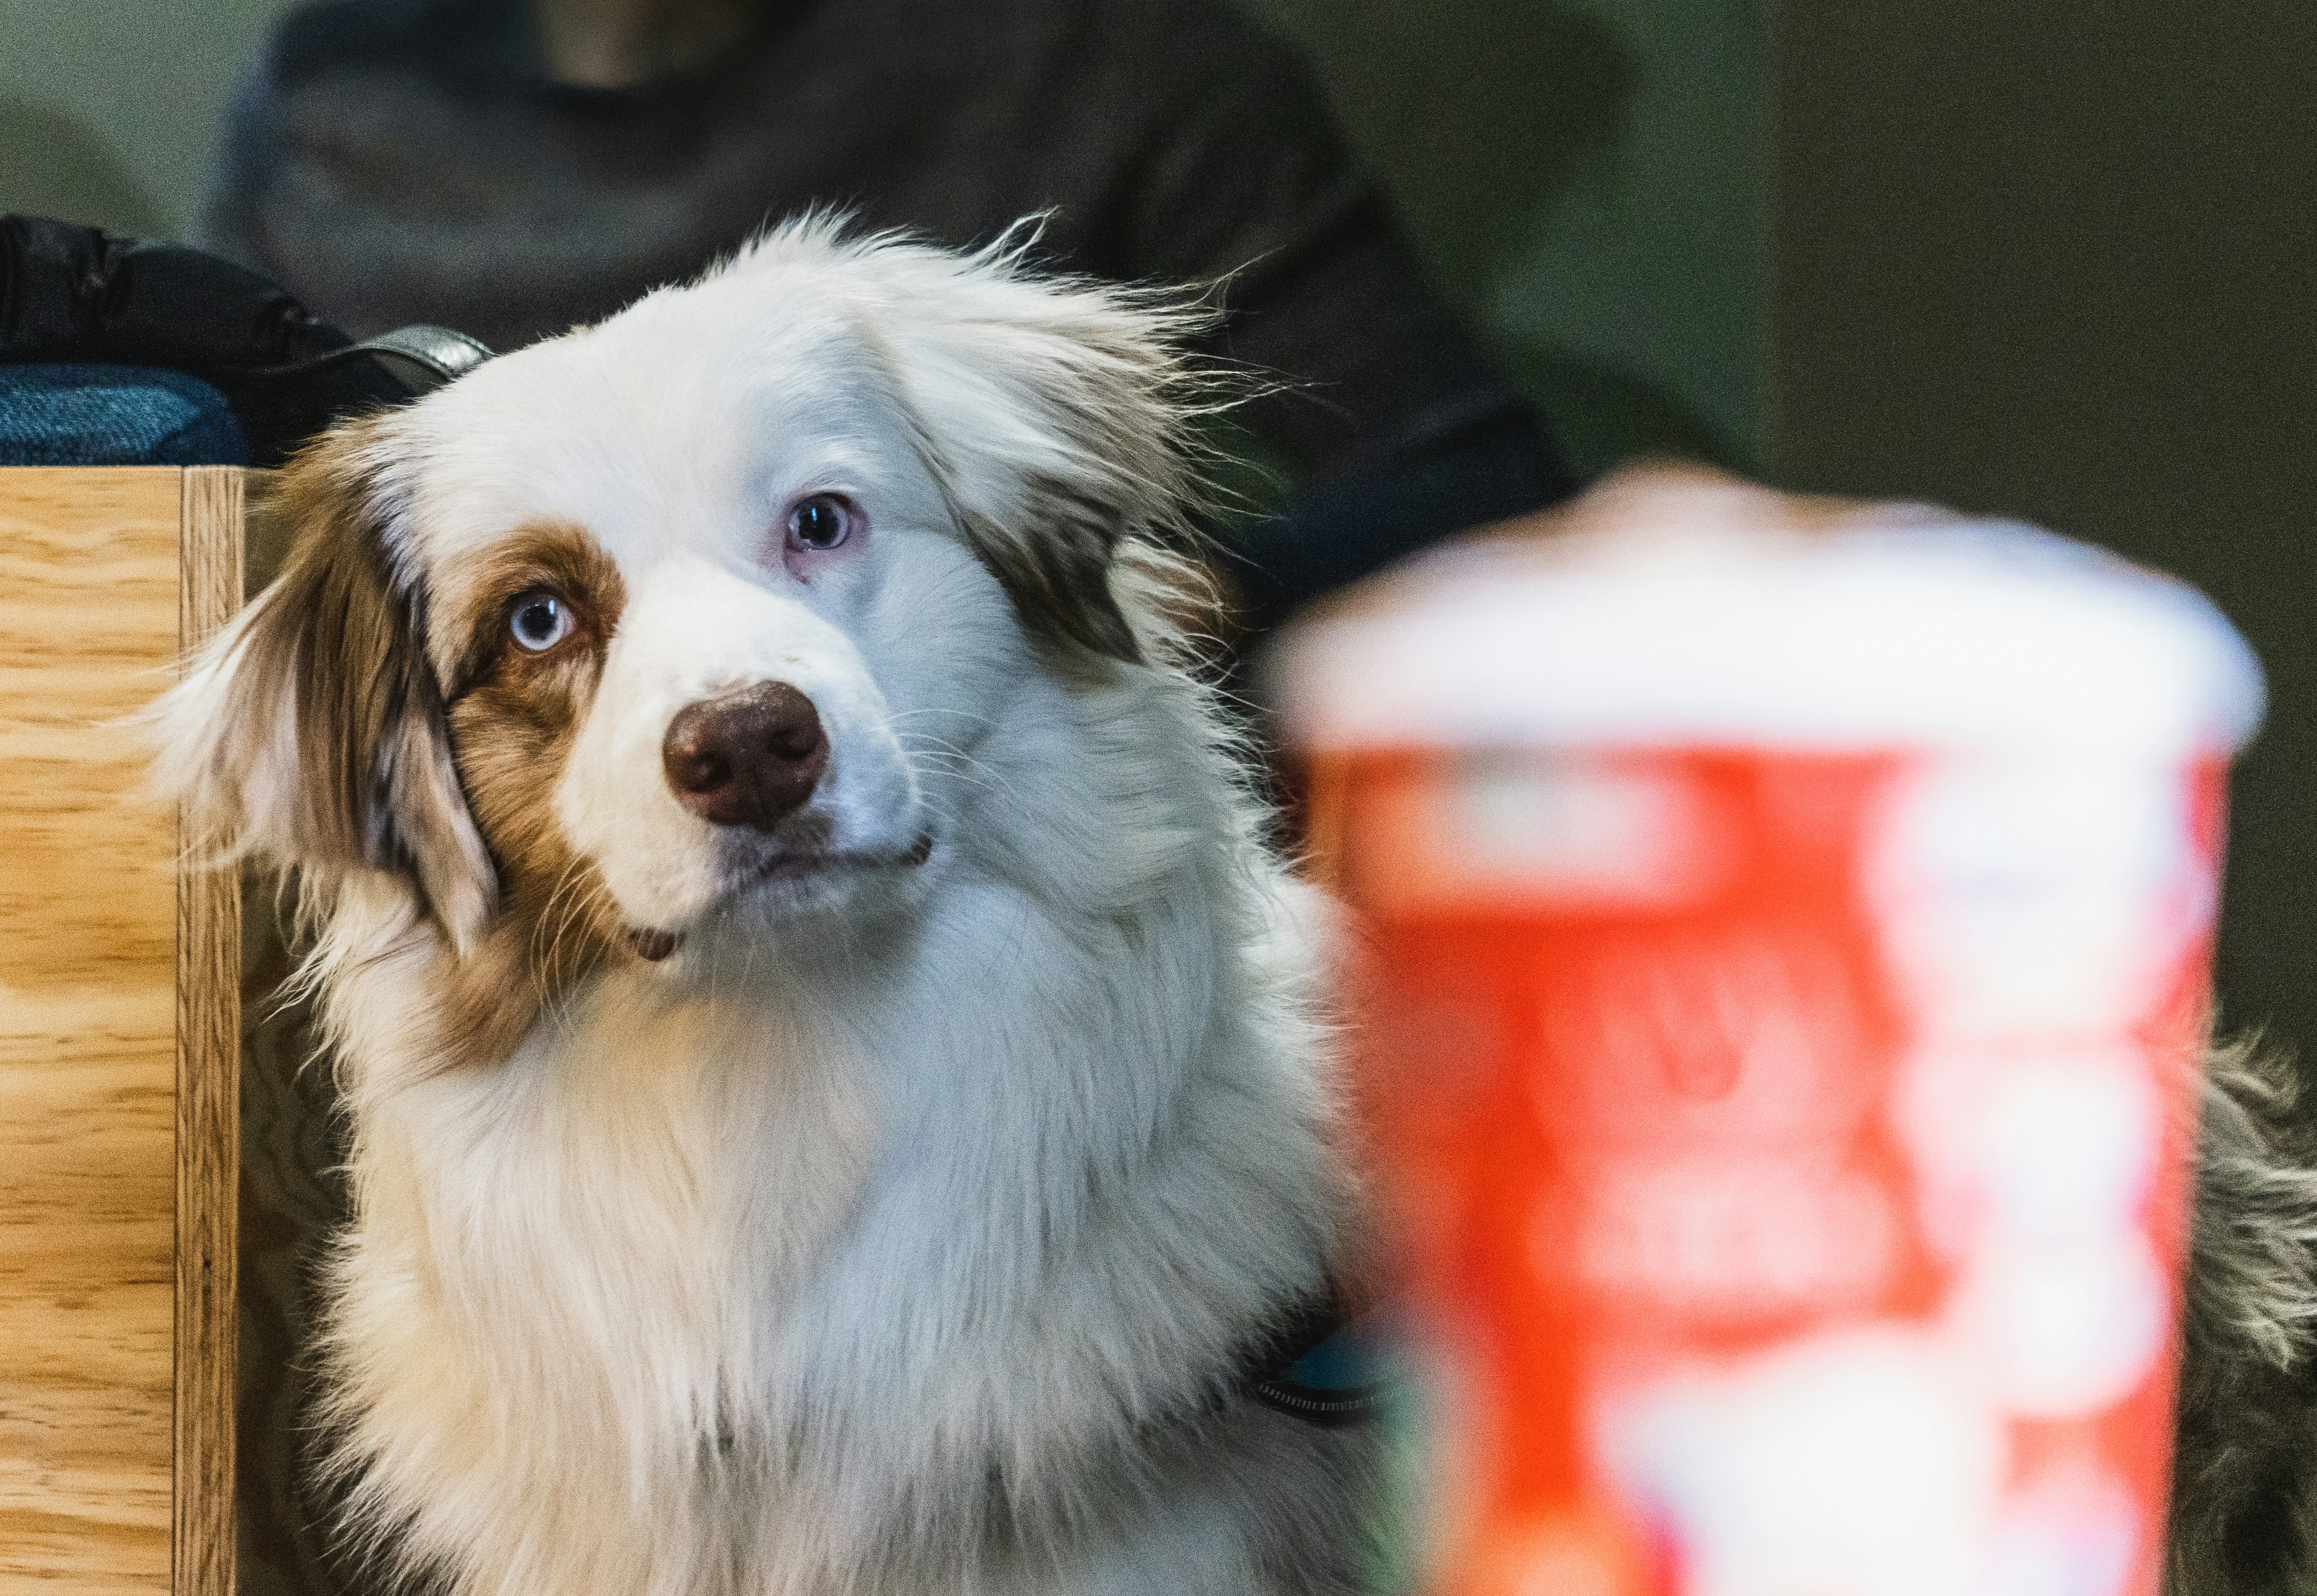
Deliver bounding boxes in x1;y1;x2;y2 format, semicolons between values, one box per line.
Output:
869;238;1215;665
153;422;495;952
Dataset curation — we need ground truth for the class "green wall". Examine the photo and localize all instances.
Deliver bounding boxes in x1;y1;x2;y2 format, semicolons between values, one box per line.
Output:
0;0;298;238
1243;0;1767;475
1771;0;2317;1061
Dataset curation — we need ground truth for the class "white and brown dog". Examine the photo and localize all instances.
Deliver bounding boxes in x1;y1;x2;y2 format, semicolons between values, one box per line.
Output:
155;220;1377;1596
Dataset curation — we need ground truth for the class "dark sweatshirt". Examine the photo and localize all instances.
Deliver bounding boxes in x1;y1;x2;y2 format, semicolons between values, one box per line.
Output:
202;0;1576;623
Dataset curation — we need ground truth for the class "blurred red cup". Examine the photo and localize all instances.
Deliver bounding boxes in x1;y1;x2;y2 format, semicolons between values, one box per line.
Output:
1267;468;2263;1596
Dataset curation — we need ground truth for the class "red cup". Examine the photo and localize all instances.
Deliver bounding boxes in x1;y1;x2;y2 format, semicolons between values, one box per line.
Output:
1269;472;2262;1596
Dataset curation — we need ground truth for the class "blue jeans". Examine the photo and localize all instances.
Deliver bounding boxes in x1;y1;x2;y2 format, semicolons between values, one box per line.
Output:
0;363;247;466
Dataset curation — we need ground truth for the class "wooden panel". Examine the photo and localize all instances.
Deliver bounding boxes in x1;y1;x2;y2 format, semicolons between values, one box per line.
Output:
176;469;243;1596
0;468;183;1593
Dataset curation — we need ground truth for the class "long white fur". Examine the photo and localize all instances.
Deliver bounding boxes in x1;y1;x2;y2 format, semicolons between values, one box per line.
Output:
154;220;1374;1596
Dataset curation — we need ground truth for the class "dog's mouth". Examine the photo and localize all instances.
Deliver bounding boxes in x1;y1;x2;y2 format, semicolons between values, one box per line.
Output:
741;830;935;884
625;926;681;961
622;832;936;962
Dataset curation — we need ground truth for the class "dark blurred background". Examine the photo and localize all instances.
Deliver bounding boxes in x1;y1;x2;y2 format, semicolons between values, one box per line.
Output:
5;0;2310;1059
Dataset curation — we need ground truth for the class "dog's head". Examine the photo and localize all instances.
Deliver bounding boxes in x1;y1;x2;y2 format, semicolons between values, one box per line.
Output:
157;220;1212;999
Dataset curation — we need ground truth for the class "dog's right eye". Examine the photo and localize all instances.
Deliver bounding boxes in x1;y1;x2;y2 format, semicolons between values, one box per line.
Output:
510;592;574;652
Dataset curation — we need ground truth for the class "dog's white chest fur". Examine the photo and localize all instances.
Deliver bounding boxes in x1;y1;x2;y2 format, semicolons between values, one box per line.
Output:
328;858;1341;1594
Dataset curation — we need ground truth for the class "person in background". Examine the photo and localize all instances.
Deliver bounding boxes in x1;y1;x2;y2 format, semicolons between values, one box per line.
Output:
201;0;1577;632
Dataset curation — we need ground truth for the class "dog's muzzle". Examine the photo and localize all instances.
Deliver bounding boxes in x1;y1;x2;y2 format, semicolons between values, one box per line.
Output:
662;681;828;832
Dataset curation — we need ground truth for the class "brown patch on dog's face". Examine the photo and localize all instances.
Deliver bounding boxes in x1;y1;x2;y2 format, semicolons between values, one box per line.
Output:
959;473;1142;665
431;521;636;1062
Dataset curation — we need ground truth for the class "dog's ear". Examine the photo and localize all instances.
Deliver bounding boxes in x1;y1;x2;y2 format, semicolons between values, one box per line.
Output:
873;245;1214;665
153;421;495;952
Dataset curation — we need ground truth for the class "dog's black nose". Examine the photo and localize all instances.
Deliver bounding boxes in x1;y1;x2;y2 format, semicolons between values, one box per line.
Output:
662;683;828;832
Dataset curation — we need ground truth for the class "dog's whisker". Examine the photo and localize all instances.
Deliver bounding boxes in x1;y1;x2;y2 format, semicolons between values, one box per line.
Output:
525;853;603;1009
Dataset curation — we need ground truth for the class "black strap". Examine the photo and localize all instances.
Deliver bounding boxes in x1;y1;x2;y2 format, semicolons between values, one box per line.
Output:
215;325;494;465
0;213;346;371
2;214;493;464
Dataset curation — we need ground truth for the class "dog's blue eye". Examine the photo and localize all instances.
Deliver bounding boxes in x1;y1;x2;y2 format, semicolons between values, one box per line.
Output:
510;592;573;652
788;494;852;552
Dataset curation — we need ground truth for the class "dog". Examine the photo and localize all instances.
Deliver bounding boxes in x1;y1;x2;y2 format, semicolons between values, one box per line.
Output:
2170;1046;2317;1595
154;219;1380;1596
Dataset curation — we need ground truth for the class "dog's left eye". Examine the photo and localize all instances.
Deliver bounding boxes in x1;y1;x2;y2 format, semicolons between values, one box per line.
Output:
509;591;574;652
787;494;854;552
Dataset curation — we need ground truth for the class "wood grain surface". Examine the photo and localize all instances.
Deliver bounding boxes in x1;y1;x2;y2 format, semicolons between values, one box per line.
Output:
176;469;243;1596
0;468;184;1592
